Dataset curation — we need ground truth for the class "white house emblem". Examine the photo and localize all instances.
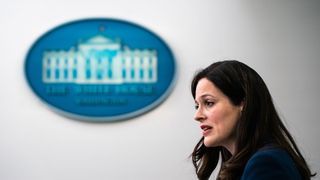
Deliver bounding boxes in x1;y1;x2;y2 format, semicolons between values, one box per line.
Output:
25;18;176;122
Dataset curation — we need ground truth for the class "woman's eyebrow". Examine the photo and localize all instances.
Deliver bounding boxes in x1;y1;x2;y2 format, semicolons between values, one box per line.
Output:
200;94;216;99
195;94;216;102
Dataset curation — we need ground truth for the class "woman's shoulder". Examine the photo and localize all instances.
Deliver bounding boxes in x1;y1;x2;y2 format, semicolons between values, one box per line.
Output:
240;145;302;180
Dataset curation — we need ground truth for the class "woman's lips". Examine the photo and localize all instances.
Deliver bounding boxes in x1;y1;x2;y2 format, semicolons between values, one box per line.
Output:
200;125;212;136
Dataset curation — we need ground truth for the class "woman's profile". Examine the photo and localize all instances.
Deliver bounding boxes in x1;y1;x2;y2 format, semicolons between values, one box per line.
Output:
191;60;315;179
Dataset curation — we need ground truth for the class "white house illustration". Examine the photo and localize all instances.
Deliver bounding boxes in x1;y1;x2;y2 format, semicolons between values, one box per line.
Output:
42;35;157;84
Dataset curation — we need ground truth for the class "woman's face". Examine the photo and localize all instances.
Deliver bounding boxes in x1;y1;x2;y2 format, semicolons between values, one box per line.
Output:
194;78;243;153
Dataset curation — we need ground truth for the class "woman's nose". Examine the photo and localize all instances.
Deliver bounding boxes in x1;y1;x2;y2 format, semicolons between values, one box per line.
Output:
194;108;205;122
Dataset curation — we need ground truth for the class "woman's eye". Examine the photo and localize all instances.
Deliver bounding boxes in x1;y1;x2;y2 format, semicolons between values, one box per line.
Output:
194;104;199;110
205;101;214;107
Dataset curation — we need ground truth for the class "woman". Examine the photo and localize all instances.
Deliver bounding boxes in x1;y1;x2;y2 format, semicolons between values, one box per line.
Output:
191;60;315;180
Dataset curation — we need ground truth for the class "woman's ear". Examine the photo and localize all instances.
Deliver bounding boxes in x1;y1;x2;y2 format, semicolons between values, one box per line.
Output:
239;100;245;112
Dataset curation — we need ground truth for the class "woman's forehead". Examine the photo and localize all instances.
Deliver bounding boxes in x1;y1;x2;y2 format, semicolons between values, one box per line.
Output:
195;79;222;99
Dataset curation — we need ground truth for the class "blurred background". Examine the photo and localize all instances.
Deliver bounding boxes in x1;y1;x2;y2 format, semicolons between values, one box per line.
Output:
0;0;319;179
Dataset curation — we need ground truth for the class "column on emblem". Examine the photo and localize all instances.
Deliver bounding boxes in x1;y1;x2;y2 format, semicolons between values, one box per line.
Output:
43;53;51;82
57;52;63;82
124;54;132;82
108;56;113;80
112;55;122;83
141;51;150;82
133;50;141;82
149;52;157;82
72;57;78;81
95;57;103;80
65;49;76;82
85;57;91;80
76;53;85;83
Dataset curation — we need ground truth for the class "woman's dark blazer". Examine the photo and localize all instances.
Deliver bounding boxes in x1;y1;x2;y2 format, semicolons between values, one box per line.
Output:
240;146;302;180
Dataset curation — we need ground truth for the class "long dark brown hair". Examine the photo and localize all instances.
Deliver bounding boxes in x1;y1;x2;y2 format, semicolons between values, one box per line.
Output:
191;60;315;180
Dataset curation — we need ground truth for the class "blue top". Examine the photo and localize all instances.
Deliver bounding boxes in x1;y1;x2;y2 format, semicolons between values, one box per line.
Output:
240;147;302;180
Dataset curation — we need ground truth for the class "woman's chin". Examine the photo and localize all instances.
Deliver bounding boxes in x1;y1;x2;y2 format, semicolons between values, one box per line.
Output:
203;138;217;147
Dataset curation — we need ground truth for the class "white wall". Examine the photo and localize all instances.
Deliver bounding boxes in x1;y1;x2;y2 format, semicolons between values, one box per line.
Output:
1;0;319;179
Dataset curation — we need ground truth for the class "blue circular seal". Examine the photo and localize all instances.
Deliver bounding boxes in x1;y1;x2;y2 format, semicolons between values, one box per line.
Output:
25;18;176;122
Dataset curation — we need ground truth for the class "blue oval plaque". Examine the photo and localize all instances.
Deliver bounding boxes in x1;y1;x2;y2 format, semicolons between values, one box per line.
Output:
25;18;176;122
